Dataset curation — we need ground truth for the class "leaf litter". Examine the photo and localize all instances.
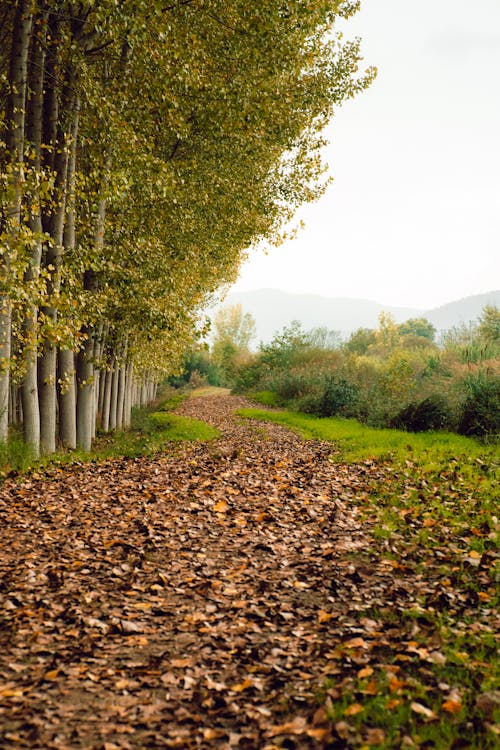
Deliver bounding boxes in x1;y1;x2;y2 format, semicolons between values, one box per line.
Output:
0;394;497;748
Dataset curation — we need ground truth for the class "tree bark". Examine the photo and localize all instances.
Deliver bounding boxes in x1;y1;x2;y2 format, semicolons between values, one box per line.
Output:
76;331;94;451
0;1;33;442
109;360;119;431
57;99;80;450
58;349;76;448
38;23;73;454
101;366;113;433
21;10;46;457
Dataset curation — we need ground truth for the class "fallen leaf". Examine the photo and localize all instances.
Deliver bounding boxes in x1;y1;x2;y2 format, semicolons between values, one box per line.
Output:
344;703;364;717
442;699;462;714
267;716;307;736
213;500;228;512
318;609;333;623
358;666;374;679
230;678;253;692
411;702;437;720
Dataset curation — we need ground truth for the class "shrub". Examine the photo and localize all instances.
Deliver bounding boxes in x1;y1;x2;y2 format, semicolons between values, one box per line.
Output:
320;377;358;417
457;373;500;439
391;395;451;432
293;393;323;415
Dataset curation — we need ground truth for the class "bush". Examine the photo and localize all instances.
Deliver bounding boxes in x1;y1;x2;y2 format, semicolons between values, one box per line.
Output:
391;395;451;432
457;374;500;439
320;377;358;417
293;393;323;415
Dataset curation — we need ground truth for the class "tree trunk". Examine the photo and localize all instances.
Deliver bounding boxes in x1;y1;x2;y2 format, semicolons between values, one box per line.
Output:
115;339;127;430
109;361;119;432
57;98;79;450
58;349;76;448
101;367;113;433
76;332;94;451
0;1;33;442
20;7;47;457
38;25;73;454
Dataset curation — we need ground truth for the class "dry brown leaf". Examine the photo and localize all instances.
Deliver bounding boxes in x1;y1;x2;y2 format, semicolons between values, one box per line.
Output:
344;703;363;717
267;717;307;736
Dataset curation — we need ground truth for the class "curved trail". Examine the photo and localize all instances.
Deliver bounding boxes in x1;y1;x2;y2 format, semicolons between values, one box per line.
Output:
0;393;402;749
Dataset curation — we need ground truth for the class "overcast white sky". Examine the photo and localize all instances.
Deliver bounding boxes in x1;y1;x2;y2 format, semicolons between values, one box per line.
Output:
230;0;500;309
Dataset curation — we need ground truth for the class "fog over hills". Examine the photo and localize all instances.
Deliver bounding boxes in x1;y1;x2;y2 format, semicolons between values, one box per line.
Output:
222;289;500;344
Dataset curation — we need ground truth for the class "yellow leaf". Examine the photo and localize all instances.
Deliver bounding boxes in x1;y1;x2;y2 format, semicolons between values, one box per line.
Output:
442;699;462;714
344;637;367;649
0;688;24;697
318;609;333;623
230;677;253;692
389;676;406;693
344;703;363;716
358;666;374;679
363;679;378;695
213;500;228;512
44;669;59;681
386;698;402;709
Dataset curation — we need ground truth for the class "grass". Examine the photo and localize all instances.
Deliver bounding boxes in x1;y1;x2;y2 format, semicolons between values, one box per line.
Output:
236;407;496;464
0;390;219;478
238;405;499;748
245;390;283;407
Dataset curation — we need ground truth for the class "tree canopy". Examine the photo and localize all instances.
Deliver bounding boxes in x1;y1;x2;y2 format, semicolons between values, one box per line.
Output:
0;0;375;453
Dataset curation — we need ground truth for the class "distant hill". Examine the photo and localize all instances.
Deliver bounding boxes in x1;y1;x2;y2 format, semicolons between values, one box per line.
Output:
220;288;500;344
423;290;500;332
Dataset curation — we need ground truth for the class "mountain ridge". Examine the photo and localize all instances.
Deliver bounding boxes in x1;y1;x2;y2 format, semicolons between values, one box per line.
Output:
221;288;500;343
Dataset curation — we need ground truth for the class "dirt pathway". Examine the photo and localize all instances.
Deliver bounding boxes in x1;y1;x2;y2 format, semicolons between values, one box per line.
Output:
0;393;409;749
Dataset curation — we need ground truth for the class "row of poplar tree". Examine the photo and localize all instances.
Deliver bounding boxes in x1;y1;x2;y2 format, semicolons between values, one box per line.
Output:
0;0;374;456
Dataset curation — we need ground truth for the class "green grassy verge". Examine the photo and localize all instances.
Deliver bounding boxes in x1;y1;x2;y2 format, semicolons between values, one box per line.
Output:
237;407;495;463
0;392;219;477
239;406;499;748
245;390;283;407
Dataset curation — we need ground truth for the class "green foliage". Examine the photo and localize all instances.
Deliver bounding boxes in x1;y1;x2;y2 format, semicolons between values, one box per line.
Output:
343;327;377;355
211;305;257;386
168;349;222;388
0;432;36;477
212;305;256;353
233;304;500;439
457;373;500;439
1;0;375;451
398;317;436;341
320;376;359;417
259;321;309;370
477;305;500;344
391;394;451;432
305;326;342;349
